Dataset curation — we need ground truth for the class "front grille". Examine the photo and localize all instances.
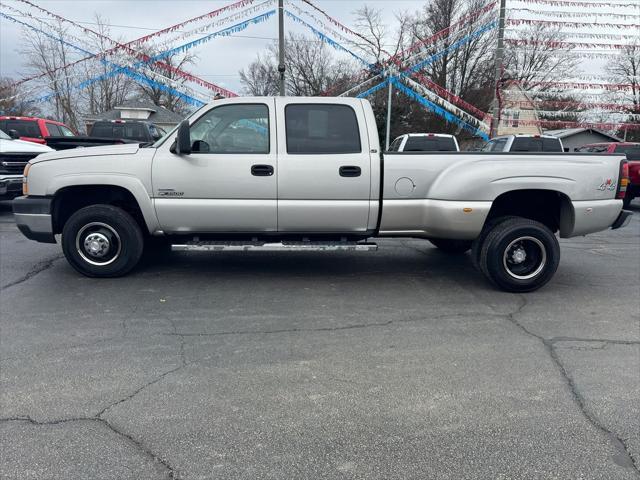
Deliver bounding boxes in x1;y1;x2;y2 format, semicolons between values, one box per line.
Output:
0;153;38;174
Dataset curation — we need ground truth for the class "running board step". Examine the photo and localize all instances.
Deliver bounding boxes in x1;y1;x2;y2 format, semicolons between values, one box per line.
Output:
171;240;378;252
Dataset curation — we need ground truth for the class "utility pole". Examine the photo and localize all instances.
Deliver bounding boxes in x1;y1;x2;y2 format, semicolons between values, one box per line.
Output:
386;80;393;150
490;0;507;138
278;0;286;96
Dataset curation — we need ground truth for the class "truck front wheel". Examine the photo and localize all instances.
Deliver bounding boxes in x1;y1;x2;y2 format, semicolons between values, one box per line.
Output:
61;204;144;277
429;238;472;254
478;217;560;292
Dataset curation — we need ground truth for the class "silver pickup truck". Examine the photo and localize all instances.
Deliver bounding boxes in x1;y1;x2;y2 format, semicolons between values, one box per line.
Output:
13;97;632;292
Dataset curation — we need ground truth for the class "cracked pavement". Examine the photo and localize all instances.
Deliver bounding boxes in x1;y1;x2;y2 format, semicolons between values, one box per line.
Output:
1;201;639;479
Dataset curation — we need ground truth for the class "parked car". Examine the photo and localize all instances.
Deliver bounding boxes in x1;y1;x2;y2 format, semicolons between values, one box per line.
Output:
0;116;75;145
14;97;631;292
575;142;640;207
89;120;167;143
0;128;52;200
388;133;459;152
482;134;564;153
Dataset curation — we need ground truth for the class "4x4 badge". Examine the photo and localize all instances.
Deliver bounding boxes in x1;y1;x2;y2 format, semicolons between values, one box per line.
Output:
597;179;616;191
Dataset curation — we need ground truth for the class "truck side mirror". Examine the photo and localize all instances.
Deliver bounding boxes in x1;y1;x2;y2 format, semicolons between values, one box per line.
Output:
8;129;20;140
171;120;191;155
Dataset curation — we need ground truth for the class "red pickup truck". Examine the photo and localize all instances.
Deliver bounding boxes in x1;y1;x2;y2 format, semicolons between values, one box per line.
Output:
576;142;639;207
0;116;75;144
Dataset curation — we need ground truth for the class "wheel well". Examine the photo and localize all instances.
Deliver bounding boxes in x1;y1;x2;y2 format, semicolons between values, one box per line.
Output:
485;190;572;234
52;185;146;234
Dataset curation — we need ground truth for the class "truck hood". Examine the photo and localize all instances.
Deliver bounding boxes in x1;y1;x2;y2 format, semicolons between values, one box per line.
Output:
30;142;141;164
0;138;53;154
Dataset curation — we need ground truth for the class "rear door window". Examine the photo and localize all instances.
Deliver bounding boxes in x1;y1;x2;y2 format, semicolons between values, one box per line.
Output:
285;104;361;154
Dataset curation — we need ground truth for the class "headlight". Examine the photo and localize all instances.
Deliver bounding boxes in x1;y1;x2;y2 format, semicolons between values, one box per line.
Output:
22;163;31;196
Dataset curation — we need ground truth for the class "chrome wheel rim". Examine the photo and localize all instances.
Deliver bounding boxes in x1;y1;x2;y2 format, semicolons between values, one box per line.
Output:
76;222;121;266
502;236;547;280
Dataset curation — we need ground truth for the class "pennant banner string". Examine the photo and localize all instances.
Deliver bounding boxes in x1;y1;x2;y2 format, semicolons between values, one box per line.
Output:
0;13;208;108
499;118;640;131
510;0;640;8
355;78;390;99
300;0;393;58
392;78;490;140
405;20;499;74
391;0;498;67
400;74;490;130
507;7;640;20
507;18;640;30
284;10;374;68
504;100;639;111
506;38;640;51
502;109;640;120
8;0;240;97
5;0;262;89
5;11;276;106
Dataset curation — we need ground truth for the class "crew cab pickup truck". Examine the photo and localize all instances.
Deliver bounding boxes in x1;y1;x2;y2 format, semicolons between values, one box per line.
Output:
0;116;75;145
13;97;633;292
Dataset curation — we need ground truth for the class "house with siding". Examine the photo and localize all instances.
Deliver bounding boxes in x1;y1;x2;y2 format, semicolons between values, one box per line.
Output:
83;98;184;134
543;128;622;152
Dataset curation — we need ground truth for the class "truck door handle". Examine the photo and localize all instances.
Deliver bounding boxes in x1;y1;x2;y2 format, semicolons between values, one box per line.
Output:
251;164;274;176
339;166;361;177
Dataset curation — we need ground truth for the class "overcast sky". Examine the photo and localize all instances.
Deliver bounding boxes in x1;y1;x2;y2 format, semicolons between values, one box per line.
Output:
0;0;638;97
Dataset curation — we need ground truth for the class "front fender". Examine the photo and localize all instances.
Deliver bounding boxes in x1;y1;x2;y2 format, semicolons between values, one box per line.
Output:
47;174;160;233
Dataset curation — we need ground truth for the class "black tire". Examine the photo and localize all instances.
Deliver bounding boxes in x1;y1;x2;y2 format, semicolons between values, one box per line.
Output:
478;217;560;293
61;204;144;278
429;238;472;254
622;195;633;209
471;215;518;270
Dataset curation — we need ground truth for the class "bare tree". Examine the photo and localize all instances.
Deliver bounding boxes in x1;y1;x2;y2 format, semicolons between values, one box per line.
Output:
239;33;356;97
80;15;133;116
0;77;41;116
239;53;279;96
609;42;640;140
21;21;83;130
134;45;197;115
503;22;581;91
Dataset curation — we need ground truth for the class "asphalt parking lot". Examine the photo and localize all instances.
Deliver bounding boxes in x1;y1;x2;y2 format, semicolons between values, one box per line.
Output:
0;200;638;480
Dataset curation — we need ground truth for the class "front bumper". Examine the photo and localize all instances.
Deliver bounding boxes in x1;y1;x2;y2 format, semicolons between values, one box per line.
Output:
12;196;56;243
0;175;23;198
611;209;633;230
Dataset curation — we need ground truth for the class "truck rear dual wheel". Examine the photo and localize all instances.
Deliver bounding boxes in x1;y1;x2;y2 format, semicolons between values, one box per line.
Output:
476;217;560;293
61;204;144;278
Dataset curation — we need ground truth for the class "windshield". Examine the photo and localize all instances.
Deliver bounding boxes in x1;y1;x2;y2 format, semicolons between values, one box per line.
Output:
0;129;10;140
151;104;206;148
